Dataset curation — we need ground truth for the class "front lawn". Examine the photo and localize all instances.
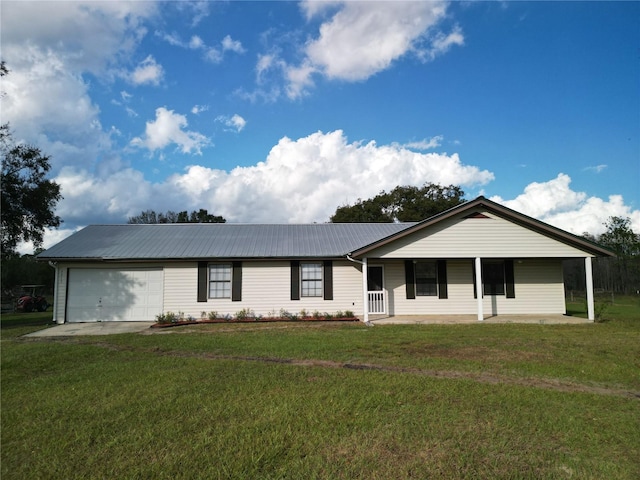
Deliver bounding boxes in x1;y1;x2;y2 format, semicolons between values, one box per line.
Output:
2;300;639;479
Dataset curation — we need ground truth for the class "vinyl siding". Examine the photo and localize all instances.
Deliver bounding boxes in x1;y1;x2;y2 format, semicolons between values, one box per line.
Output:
164;260;364;318
368;211;591;259
382;258;566;316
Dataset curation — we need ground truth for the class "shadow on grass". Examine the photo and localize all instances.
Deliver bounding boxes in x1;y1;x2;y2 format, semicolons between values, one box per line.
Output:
1;312;54;330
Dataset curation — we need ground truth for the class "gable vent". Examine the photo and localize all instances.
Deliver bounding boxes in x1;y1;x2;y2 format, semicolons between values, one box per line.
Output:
465;212;490;219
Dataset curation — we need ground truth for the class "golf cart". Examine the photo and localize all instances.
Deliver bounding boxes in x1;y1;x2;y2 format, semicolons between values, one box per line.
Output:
16;285;49;312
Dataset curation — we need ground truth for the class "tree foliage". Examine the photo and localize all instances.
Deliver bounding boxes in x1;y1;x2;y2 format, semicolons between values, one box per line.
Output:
565;216;640;295
330;183;466;223
128;209;226;224
1;124;62;257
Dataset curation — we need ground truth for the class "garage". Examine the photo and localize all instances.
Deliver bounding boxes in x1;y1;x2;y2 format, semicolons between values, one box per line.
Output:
66;268;163;322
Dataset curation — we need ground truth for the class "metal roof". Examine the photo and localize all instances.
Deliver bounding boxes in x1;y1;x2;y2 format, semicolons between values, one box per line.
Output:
37;223;416;261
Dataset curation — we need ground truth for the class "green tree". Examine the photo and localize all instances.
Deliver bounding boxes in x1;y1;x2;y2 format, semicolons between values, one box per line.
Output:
597;216;640;294
1;124;62;257
128;209;226;224
330;183;465;223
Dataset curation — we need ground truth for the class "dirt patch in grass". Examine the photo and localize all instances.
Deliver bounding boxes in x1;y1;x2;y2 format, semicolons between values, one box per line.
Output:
24;336;640;400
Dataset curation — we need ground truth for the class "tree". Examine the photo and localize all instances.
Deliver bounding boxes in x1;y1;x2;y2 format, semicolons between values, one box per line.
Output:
128;209;226;224
1;124;62;257
597;216;640;294
330;183;466;223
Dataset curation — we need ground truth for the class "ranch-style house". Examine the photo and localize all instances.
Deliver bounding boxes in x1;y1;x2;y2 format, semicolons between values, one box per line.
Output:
38;196;613;324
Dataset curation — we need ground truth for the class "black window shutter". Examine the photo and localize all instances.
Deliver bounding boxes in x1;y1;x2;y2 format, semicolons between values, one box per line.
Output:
472;261;477;299
197;261;208;302
291;260;300;300
232;261;242;301
323;261;333;300
405;260;415;300
437;260;448;299
505;259;515;298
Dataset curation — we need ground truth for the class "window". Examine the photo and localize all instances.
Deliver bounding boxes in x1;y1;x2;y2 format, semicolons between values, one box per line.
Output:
209;264;232;298
415;261;437;296
482;261;505;296
301;262;322;297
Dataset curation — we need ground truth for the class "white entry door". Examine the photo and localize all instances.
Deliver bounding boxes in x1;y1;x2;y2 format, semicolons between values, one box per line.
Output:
66;268;163;322
367;265;386;314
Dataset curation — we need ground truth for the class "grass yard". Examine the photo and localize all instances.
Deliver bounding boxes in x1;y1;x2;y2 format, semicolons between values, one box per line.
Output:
2;299;639;479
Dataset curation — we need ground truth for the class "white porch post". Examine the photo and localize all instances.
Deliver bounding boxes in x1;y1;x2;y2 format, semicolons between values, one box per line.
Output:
362;257;369;324
475;257;483;321
585;256;595;321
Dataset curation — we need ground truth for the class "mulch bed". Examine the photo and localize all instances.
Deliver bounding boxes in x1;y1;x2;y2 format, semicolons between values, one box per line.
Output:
151;317;360;328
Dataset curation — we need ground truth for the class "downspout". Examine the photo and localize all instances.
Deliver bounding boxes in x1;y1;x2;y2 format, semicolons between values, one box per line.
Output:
346;254;371;326
48;261;59;324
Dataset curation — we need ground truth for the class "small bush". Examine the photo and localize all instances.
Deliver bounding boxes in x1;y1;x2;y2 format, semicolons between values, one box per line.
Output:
344;310;355;318
235;308;255;320
207;311;219;320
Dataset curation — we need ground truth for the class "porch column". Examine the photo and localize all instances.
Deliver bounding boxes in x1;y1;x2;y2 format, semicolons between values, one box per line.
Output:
362;257;369;324
585;256;595;321
475;257;483;321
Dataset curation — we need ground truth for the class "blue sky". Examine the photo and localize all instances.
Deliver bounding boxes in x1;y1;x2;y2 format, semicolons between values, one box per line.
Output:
2;1;639;252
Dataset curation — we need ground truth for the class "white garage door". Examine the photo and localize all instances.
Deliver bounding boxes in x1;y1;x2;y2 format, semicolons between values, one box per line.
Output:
67;268;164;322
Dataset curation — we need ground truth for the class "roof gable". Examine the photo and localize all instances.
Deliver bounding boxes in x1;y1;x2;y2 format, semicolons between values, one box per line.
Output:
350;196;614;258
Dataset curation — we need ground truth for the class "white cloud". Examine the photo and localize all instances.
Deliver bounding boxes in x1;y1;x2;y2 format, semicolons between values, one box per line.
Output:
129;55;164;86
216;114;247;133
22;132;640;255
490;174;640;236
222;35;246;54
157;31;244;64
1;1;156;173
403;135;444;151
191;104;209;115
584;164;608;173
130;107;211;154
285;1;461;98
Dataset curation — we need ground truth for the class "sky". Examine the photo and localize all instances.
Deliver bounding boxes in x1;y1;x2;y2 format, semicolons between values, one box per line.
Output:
1;0;639;254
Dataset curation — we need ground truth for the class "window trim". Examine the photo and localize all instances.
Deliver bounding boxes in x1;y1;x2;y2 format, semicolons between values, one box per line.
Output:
300;261;323;298
414;260;438;297
208;263;233;299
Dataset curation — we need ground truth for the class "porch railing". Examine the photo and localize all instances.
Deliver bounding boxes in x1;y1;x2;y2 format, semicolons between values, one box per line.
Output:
368;291;385;314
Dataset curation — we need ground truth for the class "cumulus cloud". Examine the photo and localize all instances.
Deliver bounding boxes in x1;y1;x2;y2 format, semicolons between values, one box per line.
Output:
490;174;640;236
130;107;211;154
216;114;247;133
283;1;462;98
129;55;164;85
1;1;157;172
21;132;640;255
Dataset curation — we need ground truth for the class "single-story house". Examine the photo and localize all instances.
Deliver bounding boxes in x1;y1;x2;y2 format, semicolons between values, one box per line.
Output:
37;196;613;324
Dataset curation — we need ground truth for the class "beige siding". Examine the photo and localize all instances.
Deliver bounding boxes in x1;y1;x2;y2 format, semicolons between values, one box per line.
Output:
164;260;364;318
381;258;566;316
368;211;591;259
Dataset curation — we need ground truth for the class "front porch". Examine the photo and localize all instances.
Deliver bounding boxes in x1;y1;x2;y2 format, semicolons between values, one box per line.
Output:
368;314;593;325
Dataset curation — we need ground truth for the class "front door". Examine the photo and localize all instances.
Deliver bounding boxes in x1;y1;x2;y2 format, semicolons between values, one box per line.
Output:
367;266;385;314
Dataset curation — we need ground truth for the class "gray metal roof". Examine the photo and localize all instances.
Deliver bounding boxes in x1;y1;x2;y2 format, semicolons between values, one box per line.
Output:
38;223;416;261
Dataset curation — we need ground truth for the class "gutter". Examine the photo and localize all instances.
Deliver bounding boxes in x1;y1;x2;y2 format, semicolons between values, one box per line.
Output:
47;261;58;324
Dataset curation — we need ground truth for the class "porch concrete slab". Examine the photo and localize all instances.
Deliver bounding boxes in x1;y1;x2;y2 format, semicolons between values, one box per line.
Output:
370;315;592;325
24;321;155;337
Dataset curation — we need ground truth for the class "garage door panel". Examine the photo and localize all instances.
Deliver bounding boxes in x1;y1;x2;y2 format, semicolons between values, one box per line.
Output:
67;268;163;322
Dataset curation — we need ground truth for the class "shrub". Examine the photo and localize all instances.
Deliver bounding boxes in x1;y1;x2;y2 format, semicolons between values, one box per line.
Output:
235;308;255;320
207;311;219;320
344;310;355;318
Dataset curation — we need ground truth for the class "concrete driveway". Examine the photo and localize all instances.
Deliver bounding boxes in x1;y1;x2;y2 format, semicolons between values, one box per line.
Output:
24;321;155;337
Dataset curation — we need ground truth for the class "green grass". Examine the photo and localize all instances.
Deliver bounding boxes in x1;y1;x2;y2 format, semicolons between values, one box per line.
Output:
2;300;639;479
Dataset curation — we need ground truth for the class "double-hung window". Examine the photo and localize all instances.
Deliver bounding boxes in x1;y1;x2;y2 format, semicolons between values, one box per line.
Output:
301;262;322;297
415;261;438;296
209;264;232;298
482;261;505;296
